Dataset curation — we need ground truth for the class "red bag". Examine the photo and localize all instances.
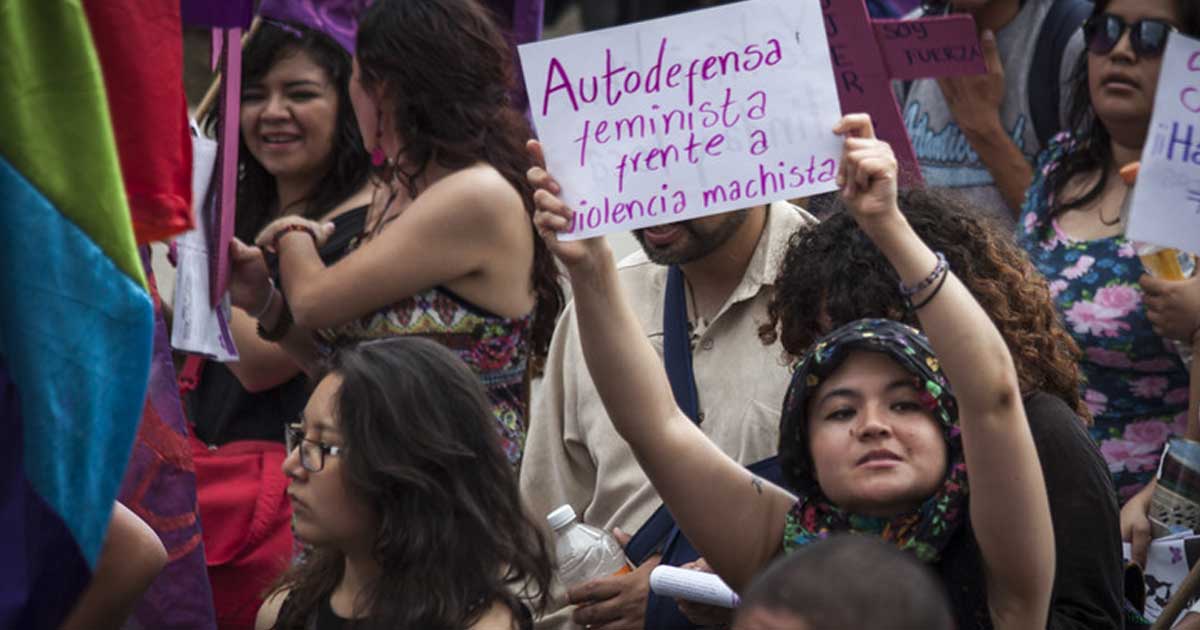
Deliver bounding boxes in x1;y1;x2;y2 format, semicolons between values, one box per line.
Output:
190;434;294;629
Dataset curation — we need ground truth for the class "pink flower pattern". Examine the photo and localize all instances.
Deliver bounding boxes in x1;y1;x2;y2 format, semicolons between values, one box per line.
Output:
1061;255;1095;280
1016;132;1191;498
1085;346;1132;369
1048;279;1068;299
1064;300;1131;338
1131;376;1169;399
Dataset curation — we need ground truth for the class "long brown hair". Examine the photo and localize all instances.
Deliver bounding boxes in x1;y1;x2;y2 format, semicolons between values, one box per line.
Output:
271;338;553;629
202;20;370;242
1044;0;1200;224
761;188;1090;422
354;0;563;364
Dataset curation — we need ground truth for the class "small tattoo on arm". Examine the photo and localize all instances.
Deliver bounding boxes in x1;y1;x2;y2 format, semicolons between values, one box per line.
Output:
751;476;763;495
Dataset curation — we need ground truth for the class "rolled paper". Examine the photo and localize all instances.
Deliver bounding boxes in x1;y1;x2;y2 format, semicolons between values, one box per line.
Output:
649;565;740;609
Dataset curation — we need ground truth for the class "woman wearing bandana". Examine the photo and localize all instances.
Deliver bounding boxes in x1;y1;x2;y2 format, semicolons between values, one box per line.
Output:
529;113;1057;629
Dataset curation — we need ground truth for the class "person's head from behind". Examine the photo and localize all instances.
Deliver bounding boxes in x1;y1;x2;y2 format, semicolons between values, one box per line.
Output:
276;338;552;627
352;0;564;364
352;0;526;193
764;188;1088;420
734;534;954;630
206;20;369;241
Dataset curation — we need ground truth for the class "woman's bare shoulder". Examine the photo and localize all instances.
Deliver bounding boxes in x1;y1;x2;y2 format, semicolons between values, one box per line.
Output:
467;599;521;630
254;588;289;630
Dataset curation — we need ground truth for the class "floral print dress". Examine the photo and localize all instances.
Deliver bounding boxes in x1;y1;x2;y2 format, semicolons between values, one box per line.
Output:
1017;133;1190;500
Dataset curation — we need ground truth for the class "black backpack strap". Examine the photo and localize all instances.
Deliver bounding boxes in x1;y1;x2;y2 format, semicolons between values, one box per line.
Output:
663;265;701;423
1029;0;1093;148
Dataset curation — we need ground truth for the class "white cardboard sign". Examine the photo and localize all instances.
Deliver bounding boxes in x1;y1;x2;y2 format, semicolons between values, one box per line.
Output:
518;0;843;240
1127;32;1200;256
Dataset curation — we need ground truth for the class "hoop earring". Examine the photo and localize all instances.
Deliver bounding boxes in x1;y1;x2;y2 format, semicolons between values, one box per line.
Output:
370;110;386;167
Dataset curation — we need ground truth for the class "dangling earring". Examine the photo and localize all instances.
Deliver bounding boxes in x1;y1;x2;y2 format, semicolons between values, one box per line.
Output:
370;110;386;166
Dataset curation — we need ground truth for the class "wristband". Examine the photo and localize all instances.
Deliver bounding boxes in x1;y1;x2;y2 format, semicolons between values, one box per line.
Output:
908;266;950;312
899;251;948;298
271;224;317;253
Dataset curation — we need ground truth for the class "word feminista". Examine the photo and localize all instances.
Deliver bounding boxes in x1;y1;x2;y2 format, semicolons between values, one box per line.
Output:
539;36;784;116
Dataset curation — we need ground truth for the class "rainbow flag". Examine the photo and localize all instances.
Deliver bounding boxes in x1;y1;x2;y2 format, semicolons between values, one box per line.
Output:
0;2;154;627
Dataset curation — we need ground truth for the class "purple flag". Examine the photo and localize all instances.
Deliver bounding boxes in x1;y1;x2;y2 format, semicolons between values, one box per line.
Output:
117;251;216;630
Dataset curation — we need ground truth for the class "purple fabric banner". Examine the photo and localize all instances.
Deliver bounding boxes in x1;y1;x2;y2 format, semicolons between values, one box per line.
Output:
180;0;253;29
118;251;216;630
483;0;544;113
258;0;373;54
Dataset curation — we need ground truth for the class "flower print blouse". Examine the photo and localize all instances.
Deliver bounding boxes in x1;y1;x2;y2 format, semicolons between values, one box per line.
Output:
1017;133;1189;500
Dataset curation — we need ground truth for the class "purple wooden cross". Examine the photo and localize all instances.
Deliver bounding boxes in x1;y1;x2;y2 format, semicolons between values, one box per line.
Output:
822;0;987;184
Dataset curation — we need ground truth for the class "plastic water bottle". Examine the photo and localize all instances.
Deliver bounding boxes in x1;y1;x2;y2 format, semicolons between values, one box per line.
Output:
547;505;631;589
1120;163;1196;370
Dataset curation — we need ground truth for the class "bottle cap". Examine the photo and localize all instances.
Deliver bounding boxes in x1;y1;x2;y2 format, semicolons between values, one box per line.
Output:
547;504;578;530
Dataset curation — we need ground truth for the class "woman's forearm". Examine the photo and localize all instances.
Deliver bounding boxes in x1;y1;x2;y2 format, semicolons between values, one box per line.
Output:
867;212;1054;621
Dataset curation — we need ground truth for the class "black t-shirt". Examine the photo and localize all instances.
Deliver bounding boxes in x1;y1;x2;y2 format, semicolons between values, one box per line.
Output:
187;205;368;445
938;391;1125;629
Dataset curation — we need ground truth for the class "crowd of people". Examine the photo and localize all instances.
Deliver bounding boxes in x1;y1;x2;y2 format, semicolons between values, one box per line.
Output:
69;0;1200;628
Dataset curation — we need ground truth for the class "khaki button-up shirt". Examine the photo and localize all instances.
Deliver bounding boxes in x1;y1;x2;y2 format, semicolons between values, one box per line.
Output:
520;202;815;629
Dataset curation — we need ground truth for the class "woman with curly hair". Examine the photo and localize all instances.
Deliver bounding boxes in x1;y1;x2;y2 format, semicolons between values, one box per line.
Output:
759;189;1123;629
1013;0;1200;565
256;338;553;629
228;0;563;467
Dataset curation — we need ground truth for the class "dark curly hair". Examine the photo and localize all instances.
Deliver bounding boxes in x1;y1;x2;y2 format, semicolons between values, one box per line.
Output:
761;188;1089;421
271;338;553;629
1044;0;1200;222
202;20;370;241
355;0;564;364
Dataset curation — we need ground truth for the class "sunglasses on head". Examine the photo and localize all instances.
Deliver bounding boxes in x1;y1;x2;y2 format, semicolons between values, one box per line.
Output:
1084;13;1176;58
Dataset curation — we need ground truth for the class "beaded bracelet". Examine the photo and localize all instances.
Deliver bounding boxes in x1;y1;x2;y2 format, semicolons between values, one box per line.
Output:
271;224;317;253
908;265;949;312
899;252;948;298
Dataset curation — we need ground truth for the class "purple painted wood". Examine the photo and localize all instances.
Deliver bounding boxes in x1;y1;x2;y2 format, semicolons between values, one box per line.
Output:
822;0;984;184
180;0;253;28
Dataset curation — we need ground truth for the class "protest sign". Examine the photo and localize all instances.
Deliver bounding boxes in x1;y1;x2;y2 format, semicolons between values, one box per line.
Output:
519;0;843;240
822;0;985;182
872;16;986;81
1127;32;1200;256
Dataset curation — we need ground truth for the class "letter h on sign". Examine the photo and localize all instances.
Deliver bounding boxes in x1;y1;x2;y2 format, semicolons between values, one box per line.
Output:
822;0;987;184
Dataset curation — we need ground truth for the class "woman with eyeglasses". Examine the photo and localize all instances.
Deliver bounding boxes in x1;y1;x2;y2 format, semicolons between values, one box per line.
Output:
255;338;553;629
1014;0;1200;567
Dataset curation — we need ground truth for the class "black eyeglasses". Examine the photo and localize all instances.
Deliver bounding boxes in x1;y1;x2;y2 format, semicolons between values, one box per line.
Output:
285;423;343;473
1084;13;1176;58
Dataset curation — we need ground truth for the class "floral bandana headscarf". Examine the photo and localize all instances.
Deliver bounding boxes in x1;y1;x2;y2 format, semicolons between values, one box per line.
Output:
779;319;967;564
